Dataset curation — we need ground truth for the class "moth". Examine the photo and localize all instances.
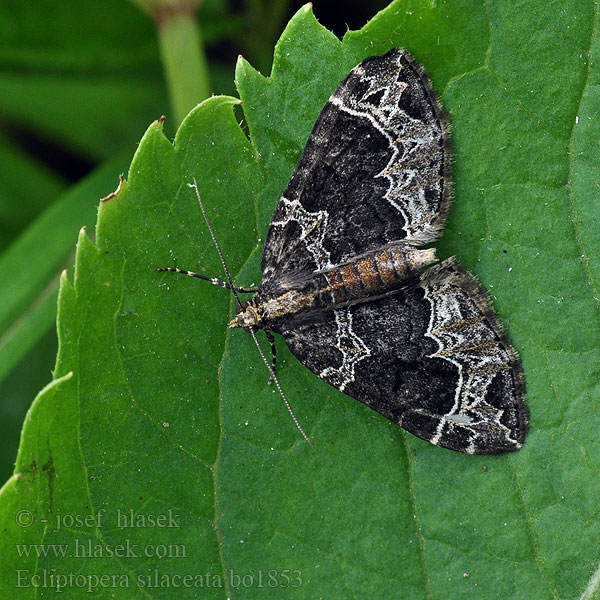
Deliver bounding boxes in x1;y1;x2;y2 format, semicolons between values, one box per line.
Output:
159;49;529;454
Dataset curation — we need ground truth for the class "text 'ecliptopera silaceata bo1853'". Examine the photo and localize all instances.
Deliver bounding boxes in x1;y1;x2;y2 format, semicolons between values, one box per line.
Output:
158;49;529;454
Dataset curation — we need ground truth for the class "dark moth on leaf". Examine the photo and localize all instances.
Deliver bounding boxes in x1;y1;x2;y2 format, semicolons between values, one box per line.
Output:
160;49;529;454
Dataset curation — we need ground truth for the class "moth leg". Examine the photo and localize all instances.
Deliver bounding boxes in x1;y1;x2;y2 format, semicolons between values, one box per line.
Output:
156;267;258;293
265;330;277;385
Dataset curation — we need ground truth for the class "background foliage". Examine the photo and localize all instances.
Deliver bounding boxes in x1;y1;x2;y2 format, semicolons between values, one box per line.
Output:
1;0;599;598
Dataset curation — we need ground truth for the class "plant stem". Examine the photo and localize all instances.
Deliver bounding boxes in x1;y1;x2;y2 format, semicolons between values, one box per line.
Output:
157;7;211;126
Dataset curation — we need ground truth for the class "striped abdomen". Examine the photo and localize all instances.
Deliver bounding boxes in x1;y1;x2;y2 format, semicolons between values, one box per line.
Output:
251;243;436;326
314;244;436;308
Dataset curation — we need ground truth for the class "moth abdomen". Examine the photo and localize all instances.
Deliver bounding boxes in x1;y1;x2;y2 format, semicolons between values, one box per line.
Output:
318;244;436;306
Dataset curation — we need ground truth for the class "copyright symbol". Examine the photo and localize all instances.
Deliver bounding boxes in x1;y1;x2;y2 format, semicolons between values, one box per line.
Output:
16;510;33;527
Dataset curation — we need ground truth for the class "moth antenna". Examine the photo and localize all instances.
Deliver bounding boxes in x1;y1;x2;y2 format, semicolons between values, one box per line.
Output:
189;179;314;449
155;268;257;294
249;329;315;450
189;179;244;310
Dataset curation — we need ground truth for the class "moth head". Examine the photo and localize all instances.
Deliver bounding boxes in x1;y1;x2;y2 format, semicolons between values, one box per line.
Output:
229;302;261;331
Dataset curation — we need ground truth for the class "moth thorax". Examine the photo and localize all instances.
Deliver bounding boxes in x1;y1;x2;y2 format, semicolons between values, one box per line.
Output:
229;302;261;330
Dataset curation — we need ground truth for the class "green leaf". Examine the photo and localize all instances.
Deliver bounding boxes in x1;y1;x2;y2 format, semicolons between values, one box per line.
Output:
0;0;235;163
2;1;600;598
0;0;166;161
0;132;67;252
0;153;131;386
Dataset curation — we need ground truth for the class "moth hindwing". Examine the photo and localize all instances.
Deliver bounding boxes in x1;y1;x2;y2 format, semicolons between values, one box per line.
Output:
165;48;529;454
